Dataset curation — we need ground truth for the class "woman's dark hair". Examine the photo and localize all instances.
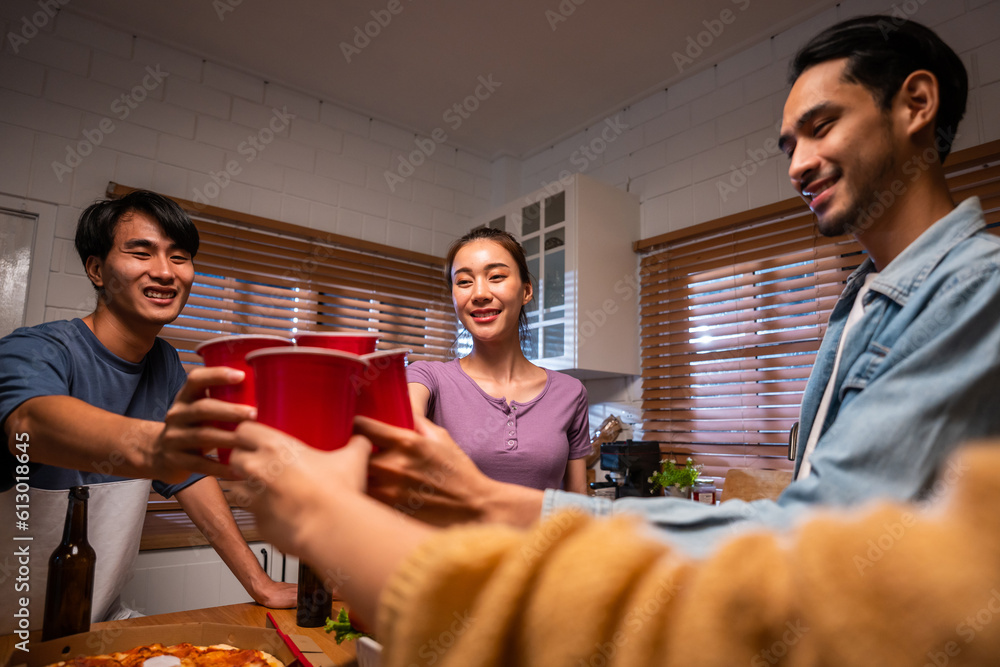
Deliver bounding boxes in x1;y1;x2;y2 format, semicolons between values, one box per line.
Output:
75;190;200;291
789;15;967;163
445;226;533;349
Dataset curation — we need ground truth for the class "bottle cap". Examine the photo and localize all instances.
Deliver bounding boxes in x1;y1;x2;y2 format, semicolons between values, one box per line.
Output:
70;486;90;500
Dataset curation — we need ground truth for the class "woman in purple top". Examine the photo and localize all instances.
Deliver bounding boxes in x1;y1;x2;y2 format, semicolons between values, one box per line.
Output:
407;228;590;493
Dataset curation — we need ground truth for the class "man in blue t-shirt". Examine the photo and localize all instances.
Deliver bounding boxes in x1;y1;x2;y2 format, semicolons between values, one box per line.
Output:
0;190;295;629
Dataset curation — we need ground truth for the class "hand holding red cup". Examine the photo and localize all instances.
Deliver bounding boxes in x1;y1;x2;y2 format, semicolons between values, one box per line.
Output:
195;334;293;463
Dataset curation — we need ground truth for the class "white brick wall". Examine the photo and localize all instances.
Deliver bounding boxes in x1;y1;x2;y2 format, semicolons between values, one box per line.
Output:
54;12;132;58
15;32;89;76
0;123;33;193
165;77;232;119
203;62;264;103
0;51;44;95
0;5;489;321
520;0;1000;242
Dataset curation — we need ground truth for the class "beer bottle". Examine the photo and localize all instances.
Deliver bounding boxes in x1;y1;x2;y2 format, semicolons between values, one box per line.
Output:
42;486;96;641
296;562;332;627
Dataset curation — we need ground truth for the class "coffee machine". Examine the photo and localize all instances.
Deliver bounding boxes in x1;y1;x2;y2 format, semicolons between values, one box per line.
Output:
589;440;661;498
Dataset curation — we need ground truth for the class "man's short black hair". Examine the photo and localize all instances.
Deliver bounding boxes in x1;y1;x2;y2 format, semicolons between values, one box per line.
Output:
75;190;200;281
790;15;967;162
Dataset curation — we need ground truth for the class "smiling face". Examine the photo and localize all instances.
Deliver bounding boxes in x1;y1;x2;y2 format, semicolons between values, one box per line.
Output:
780;59;901;237
450;239;532;346
86;211;194;332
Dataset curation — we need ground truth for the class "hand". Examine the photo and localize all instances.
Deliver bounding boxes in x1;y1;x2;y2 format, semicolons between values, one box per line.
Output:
251;580;298;609
359;415;493;526
228;421;371;558
150;366;257;482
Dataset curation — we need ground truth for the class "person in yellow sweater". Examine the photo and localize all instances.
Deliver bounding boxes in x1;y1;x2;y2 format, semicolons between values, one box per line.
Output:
229;417;1000;667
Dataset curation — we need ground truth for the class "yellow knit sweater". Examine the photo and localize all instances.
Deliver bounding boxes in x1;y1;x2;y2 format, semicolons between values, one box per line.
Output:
377;443;1000;666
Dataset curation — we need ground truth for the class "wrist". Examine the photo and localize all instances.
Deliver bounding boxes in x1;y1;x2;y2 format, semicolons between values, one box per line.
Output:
479;479;543;528
126;419;162;476
248;571;282;599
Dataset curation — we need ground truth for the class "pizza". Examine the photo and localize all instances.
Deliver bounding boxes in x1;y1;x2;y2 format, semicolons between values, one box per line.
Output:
43;642;284;667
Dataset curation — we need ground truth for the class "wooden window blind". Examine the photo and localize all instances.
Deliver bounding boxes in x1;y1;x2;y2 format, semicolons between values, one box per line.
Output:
633;139;1000;480
107;183;457;369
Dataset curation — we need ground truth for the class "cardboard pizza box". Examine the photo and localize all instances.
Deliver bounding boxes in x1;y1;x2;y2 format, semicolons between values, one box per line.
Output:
8;623;301;667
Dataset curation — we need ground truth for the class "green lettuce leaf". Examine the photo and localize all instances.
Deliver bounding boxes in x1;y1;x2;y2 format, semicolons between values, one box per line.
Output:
324;607;372;644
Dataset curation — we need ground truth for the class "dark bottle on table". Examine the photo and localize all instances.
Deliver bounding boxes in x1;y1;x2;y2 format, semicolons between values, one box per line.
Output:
42;486;96;641
296;562;333;627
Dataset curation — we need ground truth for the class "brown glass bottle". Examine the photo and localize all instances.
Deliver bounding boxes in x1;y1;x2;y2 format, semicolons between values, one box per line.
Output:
296;562;332;627
42;486;96;641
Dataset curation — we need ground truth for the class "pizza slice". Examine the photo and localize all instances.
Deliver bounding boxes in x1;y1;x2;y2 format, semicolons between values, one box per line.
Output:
44;642;284;667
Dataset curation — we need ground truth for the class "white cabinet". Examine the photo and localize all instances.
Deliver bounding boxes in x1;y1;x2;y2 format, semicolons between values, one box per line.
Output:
475;173;640;377
120;542;298;616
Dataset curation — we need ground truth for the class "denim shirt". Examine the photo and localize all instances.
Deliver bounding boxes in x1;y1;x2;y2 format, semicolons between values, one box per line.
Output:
543;197;1000;557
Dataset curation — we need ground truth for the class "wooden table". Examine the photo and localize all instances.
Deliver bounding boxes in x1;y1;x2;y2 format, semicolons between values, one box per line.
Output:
1;603;358;666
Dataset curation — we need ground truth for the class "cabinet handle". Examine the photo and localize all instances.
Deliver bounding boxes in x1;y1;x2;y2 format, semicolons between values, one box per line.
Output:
260;547;268;573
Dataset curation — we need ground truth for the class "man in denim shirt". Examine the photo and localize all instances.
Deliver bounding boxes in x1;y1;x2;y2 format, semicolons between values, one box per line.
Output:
336;16;1000;557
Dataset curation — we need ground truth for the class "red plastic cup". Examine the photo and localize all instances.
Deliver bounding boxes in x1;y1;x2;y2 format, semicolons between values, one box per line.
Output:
246;348;370;451
195;334;293;463
356;350;415;430
294;332;379;355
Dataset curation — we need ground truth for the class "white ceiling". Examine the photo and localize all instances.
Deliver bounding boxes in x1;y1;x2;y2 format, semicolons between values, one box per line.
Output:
67;0;838;160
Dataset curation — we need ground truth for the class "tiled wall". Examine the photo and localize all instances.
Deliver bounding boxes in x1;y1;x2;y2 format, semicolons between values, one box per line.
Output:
519;0;1000;241
0;1;492;321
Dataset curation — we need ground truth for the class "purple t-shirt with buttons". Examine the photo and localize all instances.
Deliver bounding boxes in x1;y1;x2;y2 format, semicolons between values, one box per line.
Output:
407;359;590;491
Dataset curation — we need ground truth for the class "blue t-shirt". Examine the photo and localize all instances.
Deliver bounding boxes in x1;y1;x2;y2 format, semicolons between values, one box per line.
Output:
0;318;198;496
